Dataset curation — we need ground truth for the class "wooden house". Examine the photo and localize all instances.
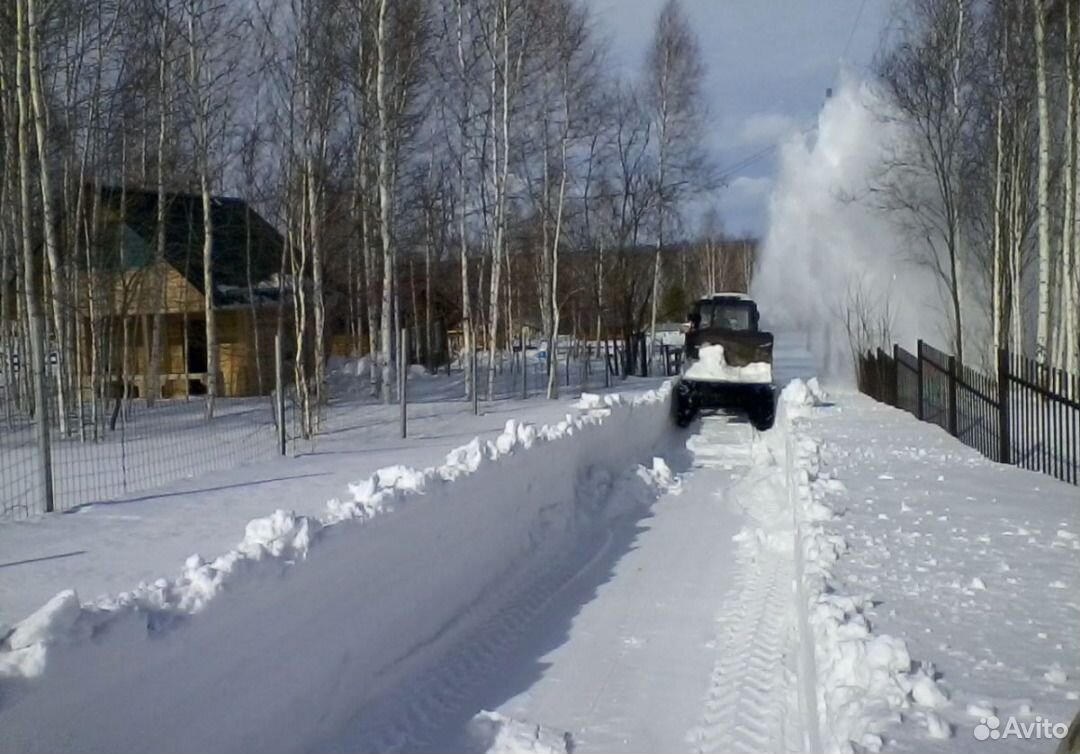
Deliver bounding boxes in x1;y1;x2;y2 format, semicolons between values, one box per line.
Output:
86;186;289;399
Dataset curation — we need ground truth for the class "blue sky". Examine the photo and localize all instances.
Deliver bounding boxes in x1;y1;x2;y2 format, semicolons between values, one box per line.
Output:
590;0;894;237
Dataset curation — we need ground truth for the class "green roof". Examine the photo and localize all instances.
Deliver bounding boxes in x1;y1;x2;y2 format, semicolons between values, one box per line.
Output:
97;186;285;307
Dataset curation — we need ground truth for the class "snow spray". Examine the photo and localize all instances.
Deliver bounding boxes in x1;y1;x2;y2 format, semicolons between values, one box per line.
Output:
752;77;942;381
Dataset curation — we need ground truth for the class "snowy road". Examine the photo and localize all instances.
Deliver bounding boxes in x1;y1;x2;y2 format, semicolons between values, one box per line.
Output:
489;419;801;754
4;363;1076;753
321;417;803;754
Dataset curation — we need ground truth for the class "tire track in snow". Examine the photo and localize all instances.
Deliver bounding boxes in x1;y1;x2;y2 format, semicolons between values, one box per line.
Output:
687;417;802;754
322;524;618;753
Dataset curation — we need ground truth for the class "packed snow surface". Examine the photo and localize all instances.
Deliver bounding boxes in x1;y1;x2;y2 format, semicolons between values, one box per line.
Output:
683;343;773;384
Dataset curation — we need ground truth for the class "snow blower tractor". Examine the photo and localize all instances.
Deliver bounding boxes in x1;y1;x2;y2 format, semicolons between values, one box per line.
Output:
672;293;777;430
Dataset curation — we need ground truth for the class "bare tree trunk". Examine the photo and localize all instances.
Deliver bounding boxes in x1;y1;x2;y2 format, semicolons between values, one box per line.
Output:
148;0;171;407
15;0;47;423
485;0;509;401
27;0;68;433
376;0;394;403
1009;135;1026;353
1034;0;1052;365
456;0;473;400
409;255;418;363
244;204;264;395
545;131;568;401
1063;0;1078;373
991;97;1006;362
200;172;216;417
307;149;325;428
184;2;220;418
424;197;434;370
948;0;966;363
290;184;310;434
363;164;379;394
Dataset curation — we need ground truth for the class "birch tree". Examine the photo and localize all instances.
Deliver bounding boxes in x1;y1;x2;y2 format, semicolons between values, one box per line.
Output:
1033;0;1052;365
1065;0;1079;373
644;0;705;360
876;0;979;362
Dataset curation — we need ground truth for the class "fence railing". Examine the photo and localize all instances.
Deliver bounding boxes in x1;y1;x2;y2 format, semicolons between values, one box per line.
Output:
858;341;1079;486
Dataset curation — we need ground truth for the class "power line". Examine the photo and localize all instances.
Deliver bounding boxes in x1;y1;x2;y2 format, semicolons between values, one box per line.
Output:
716;0;862;187
716;122;818;184
842;0;870;62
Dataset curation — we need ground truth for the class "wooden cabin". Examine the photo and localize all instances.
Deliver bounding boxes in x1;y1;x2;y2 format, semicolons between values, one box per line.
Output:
84;187;289;399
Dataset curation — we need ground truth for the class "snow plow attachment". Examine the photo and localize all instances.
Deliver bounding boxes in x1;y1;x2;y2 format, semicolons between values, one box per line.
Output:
671;294;777;431
673;377;777;430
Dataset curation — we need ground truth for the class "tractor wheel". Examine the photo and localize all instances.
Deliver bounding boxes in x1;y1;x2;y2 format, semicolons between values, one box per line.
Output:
673;382;696;427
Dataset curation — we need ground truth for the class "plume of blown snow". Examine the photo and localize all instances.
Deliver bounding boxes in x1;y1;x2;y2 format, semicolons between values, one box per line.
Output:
752;78;942;381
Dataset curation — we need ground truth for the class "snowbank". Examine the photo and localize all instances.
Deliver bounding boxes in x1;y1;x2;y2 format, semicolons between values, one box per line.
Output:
683;344;772;384
468;711;570;754
0;385;675;754
781;380;952;753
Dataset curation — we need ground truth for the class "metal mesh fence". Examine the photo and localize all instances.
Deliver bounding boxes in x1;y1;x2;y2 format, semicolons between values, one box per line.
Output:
2;331;674;522
1;362;289;521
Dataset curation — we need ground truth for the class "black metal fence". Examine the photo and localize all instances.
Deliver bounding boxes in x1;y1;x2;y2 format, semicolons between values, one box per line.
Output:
858;341;1079;486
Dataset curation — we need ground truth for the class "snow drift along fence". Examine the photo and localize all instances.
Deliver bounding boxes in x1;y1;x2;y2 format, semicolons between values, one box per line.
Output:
858;342;1080;486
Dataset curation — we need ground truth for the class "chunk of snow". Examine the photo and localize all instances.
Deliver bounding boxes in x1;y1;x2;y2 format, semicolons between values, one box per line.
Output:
925;711;952;739
467;711;571;754
7;590;81;651
911;673;950;707
1044;664;1068;684
683;344;772;384
574;392;604;409
806;377;829;402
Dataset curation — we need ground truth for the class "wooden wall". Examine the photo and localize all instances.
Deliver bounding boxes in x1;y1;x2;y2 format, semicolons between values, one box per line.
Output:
85;307;283;399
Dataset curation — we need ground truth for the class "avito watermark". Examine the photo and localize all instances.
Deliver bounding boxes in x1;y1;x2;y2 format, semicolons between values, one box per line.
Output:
974;715;1068;742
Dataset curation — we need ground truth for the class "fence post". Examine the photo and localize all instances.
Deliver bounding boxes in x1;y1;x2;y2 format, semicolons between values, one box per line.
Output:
400;327;408;439
33;313;54;513
521;328;527;399
916;339;925;421
947;353;958;437
997;348;1010;464
604;338;611;388
892;343;902;407
471;346;479;415
275;333;286;456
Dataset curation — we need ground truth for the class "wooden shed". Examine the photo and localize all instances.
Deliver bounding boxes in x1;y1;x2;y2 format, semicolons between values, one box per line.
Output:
83;186;289;399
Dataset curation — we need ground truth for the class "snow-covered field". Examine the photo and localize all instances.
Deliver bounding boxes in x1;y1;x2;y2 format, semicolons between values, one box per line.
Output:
0;337;1076;754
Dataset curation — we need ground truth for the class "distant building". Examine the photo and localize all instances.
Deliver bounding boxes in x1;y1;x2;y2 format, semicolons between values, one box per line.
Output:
83;186;288;398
